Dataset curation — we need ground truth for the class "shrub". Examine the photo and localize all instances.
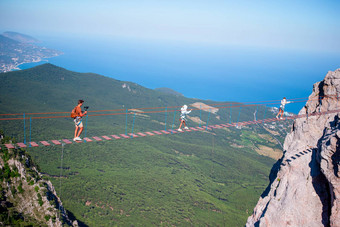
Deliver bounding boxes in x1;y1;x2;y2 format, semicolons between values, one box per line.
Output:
37;193;43;206
44;215;51;221
3;163;11;179
18;182;24;193
11;186;17;195
9;168;20;178
3;150;9;162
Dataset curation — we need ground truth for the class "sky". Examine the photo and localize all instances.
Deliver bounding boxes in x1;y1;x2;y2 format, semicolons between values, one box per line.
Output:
1;0;340;53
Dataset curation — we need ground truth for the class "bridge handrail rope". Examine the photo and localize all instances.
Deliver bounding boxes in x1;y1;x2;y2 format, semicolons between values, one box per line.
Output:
0;95;336;121
2;107;339;150
1;95;339;148
0;94;336;118
0;103;273;120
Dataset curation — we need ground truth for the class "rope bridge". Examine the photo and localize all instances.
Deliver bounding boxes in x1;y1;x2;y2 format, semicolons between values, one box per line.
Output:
1;95;339;149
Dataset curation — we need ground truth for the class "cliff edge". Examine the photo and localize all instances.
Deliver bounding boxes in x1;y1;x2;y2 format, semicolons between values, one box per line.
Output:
246;69;340;227
0;135;78;226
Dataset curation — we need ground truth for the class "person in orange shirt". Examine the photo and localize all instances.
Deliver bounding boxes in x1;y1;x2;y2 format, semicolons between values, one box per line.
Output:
73;100;87;141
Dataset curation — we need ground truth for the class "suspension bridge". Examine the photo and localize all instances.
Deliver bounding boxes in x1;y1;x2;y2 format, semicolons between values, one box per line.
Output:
0;95;338;150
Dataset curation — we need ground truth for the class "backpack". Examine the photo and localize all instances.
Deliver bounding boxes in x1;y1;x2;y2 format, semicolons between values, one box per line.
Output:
70;107;77;118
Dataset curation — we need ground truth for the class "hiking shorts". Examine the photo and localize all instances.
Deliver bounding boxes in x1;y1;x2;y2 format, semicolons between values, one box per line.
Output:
74;117;83;128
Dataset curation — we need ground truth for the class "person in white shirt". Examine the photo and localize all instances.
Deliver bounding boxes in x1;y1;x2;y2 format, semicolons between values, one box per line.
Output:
178;105;192;131
276;97;291;119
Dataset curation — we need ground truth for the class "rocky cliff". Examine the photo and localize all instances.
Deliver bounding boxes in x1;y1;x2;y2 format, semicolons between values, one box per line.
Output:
246;69;340;227
0;138;78;226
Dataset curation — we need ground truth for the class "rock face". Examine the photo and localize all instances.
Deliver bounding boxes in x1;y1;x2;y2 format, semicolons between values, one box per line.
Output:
246;69;340;227
319;118;340;227
0;146;75;226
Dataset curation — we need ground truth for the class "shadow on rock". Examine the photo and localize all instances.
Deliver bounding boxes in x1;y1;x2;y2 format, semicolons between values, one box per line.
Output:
309;148;331;227
261;151;285;198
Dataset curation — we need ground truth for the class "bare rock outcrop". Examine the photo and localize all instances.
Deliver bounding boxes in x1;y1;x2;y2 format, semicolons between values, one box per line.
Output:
0;147;76;226
246;69;340;226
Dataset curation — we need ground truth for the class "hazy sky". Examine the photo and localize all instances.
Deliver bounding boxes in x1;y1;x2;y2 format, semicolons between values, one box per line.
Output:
1;0;339;52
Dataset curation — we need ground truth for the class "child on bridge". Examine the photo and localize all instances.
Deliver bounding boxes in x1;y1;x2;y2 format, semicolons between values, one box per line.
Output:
178;105;192;131
276;97;291;120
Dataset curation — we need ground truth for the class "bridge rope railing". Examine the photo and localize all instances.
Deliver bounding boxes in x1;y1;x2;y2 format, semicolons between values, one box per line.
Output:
0;95;339;148
0;94;337;120
1;105;339;150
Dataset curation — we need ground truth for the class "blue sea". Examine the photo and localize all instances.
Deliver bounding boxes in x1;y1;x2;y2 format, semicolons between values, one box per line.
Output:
19;35;340;113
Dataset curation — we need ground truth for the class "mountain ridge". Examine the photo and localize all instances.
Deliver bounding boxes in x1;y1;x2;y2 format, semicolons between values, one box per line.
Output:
2;31;40;44
155;87;184;96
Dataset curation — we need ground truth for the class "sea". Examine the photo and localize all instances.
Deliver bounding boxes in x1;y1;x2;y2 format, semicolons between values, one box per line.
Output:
19;35;340;113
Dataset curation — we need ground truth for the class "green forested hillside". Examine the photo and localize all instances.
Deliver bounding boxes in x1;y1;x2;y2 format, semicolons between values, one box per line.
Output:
0;64;291;226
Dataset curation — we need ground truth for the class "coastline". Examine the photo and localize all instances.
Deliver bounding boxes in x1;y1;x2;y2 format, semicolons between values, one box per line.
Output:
2;52;62;73
0;47;63;73
14;59;49;71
